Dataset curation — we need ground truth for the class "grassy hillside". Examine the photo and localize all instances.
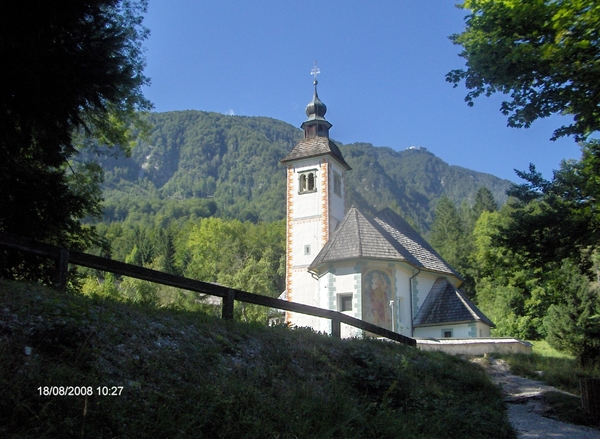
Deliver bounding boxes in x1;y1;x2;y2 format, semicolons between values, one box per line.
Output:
0;279;515;438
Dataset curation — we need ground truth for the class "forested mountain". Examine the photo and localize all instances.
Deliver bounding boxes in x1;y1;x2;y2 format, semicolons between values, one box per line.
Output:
98;110;513;232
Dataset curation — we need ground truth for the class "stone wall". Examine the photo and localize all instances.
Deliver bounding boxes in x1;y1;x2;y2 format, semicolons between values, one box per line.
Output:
416;338;532;356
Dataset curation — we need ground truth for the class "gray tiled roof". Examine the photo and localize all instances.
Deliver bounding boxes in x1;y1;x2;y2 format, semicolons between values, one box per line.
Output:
309;208;402;269
373;208;459;277
281;137;351;170
414;278;495;327
308;207;459;278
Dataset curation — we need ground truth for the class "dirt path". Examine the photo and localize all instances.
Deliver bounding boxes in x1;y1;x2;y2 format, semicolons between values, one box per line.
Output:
478;357;600;439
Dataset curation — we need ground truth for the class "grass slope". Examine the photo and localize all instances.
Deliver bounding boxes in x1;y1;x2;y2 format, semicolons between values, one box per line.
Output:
0;279;515;439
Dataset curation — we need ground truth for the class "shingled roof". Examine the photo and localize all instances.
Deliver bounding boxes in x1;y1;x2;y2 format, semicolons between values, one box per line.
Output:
308;207;460;278
280;137;351;170
414;278;495;327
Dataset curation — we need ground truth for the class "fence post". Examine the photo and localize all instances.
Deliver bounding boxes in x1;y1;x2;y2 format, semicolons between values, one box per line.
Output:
222;289;235;321
331;318;341;338
53;248;70;291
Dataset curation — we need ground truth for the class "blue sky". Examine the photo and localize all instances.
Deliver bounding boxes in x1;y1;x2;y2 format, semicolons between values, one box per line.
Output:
141;0;581;183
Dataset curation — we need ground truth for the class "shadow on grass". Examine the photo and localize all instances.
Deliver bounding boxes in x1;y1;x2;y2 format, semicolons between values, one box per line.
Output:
542;391;600;428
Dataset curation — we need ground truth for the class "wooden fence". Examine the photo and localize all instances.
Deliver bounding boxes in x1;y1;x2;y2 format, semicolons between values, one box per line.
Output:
0;232;416;347
580;378;600;423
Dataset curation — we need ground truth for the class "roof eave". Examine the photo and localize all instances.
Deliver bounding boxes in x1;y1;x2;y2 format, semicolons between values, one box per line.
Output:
309;256;462;280
413;318;495;328
280;151;352;170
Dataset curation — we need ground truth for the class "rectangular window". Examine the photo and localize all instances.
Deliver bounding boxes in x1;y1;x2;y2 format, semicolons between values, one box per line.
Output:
338;294;352;312
443;329;453;338
333;172;342;197
304;245;311;255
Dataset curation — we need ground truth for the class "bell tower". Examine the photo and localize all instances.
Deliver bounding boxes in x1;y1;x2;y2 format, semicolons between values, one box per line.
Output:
280;67;351;328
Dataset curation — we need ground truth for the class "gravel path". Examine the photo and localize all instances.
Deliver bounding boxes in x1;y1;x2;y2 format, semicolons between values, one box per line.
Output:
480;357;600;439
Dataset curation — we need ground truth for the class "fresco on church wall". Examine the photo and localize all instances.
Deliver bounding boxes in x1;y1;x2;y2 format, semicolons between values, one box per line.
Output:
362;269;393;330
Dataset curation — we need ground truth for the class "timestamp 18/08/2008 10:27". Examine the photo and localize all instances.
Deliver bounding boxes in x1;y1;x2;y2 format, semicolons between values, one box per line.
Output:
37;386;124;396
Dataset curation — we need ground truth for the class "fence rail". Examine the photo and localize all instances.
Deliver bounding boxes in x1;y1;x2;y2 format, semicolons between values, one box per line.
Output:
0;232;416;347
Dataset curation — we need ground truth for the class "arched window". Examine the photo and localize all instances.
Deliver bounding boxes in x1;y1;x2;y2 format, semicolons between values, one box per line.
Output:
299;174;307;192
299;170;317;194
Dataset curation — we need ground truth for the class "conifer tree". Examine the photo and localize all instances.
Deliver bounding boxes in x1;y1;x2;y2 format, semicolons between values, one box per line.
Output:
473;187;497;218
430;196;467;276
0;0;151;284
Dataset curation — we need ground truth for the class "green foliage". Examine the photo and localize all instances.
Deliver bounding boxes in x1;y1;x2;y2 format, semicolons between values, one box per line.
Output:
98;111;302;223
475;142;600;364
471;207;571;339
82;218;285;320
500;141;600;273
472;186;498;220
471;198;600;366
0;0;151;284
428;190;498;296
448;0;600;141
0;279;516;439
430;196;469;275
544;262;600;367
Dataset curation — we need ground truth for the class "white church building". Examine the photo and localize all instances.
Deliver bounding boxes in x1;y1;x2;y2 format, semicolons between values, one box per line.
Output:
280;78;494;340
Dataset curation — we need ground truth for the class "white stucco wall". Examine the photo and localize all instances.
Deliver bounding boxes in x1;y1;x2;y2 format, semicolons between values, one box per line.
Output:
287;158;325;328
314;264;360;334
327;159;346;232
287;156;348;330
413;321;491;339
291;219;321;267
393;265;414;337
310;261;483;340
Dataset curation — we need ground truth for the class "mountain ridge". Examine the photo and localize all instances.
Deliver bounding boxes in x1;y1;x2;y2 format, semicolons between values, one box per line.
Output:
99;110;514;232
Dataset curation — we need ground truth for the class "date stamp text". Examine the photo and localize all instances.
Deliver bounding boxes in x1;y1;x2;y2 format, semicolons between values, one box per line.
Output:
37;386;124;396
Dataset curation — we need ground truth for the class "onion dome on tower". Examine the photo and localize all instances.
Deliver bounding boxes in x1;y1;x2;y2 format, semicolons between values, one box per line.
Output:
302;79;332;138
281;68;351;170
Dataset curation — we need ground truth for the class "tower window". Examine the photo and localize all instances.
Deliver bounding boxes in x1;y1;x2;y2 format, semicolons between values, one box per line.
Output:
333;172;342;197
304;245;311;255
298;170;317;194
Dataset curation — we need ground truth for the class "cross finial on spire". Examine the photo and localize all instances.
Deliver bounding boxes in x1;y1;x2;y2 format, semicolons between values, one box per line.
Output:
311;60;321;84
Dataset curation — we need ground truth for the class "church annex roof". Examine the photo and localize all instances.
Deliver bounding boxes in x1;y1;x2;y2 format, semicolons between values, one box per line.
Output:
280;137;351;170
308;207;460;278
414;278;495;327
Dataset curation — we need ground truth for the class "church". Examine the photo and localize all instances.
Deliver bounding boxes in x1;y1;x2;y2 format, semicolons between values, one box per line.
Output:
280;77;494;339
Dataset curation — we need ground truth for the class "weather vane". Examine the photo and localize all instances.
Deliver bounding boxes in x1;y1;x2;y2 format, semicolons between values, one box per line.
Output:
311;60;320;84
